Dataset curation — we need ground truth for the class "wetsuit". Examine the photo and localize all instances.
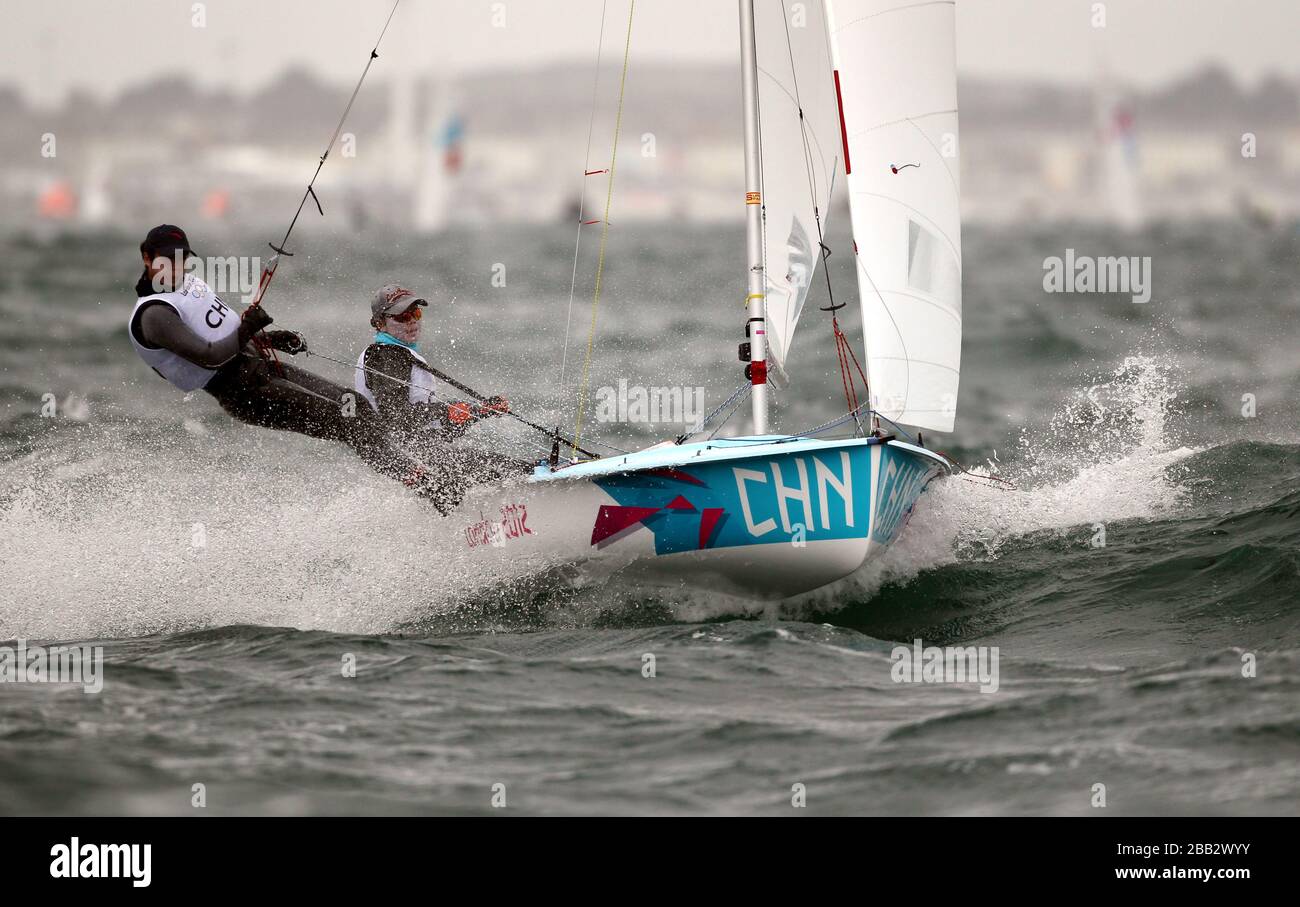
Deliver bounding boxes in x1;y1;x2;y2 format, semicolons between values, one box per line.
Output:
356;336;529;491
128;272;479;512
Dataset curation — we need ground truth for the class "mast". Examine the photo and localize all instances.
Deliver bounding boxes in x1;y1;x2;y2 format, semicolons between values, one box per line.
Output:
738;0;769;434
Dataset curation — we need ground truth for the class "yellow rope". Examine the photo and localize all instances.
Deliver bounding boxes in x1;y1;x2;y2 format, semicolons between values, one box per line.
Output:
573;0;635;454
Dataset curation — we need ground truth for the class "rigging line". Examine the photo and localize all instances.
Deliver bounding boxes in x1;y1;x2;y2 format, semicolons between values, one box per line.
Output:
558;0;610;393
778;0;860;429
777;0;835;286
869;409;919;445
241;0;400;380
706;384;753;440
868;410;1014;490
237;353;351;407
267;0;402;263
293;345;600;457
676;381;751;444
838;330;867;435
759;401;875;442
792;400;870;437
778;0;825;224
250;360;558;467
687;401;916;445
833;328;857;413
572;0;635;453
837;315;868;428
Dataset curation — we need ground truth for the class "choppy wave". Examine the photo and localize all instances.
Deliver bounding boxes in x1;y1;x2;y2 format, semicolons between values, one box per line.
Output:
2;223;1299;815
4;349;1296;650
2;618;1295;815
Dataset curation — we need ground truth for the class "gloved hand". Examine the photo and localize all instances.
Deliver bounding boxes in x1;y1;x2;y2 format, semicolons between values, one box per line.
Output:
239;305;274;343
447;402;475;426
264;330;307;355
477;395;510;417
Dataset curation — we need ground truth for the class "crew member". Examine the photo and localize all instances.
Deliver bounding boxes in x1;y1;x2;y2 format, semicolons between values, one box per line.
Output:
356;285;528;495
127;225;471;511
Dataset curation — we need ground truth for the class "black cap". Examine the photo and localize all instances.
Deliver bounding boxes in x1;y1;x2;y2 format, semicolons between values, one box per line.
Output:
140;224;195;258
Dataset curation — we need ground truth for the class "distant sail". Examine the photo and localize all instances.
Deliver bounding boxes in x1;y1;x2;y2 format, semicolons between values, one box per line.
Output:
81;156;112;226
38;181;77;220
753;0;842;387
1095;62;1143;230
826;0;962;432
414;78;463;234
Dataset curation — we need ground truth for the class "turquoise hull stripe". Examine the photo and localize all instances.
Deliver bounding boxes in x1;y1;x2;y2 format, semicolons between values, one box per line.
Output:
592;443;938;555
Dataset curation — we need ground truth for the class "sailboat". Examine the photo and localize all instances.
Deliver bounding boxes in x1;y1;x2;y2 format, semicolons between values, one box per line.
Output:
413;80;464;234
443;0;962;600
1094;57;1143;230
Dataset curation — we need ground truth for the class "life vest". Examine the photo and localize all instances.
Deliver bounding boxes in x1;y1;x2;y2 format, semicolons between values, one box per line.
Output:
128;274;239;391
355;342;437;413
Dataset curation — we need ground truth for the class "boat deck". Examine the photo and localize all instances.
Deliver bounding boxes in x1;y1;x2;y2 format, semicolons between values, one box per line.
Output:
531;435;951;483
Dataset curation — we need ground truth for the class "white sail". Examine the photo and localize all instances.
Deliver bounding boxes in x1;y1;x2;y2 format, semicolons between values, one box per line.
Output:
826;0;962;432
414;77;463;234
753;0;842;387
80;155;112;227
1094;58;1143;230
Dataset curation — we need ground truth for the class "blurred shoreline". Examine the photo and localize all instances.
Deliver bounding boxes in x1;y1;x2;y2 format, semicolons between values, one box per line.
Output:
4;62;1298;233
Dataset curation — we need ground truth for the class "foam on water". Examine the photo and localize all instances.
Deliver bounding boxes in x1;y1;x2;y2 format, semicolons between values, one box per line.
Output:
0;423;543;639
534;354;1206;624
785;354;1200;614
0;355;1202;637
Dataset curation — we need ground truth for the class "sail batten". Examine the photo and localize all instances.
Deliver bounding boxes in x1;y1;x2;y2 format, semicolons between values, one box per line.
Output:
826;0;962;433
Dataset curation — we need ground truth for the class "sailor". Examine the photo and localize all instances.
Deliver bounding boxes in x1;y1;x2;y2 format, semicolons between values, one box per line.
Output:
356;284;528;493
127;225;453;505
355;285;510;439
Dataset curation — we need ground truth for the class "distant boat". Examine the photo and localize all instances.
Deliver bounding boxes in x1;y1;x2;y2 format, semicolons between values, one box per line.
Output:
201;188;232;221
80;157;112;226
1094;56;1144;229
37;181;77;220
413;85;464;234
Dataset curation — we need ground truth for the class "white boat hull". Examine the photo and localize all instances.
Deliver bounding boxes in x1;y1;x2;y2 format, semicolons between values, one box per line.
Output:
449;435;950;600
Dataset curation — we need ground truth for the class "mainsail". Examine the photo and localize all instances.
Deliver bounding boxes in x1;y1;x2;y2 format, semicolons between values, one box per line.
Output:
753;0;842;387
825;0;962;432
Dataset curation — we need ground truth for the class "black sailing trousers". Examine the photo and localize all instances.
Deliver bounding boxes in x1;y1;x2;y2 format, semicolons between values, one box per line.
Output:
203;352;525;514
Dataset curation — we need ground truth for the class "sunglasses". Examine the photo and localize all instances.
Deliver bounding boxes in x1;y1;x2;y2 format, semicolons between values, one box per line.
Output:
388;305;423;324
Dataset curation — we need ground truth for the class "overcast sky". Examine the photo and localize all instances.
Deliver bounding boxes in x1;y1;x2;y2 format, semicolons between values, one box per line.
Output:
3;0;1295;107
